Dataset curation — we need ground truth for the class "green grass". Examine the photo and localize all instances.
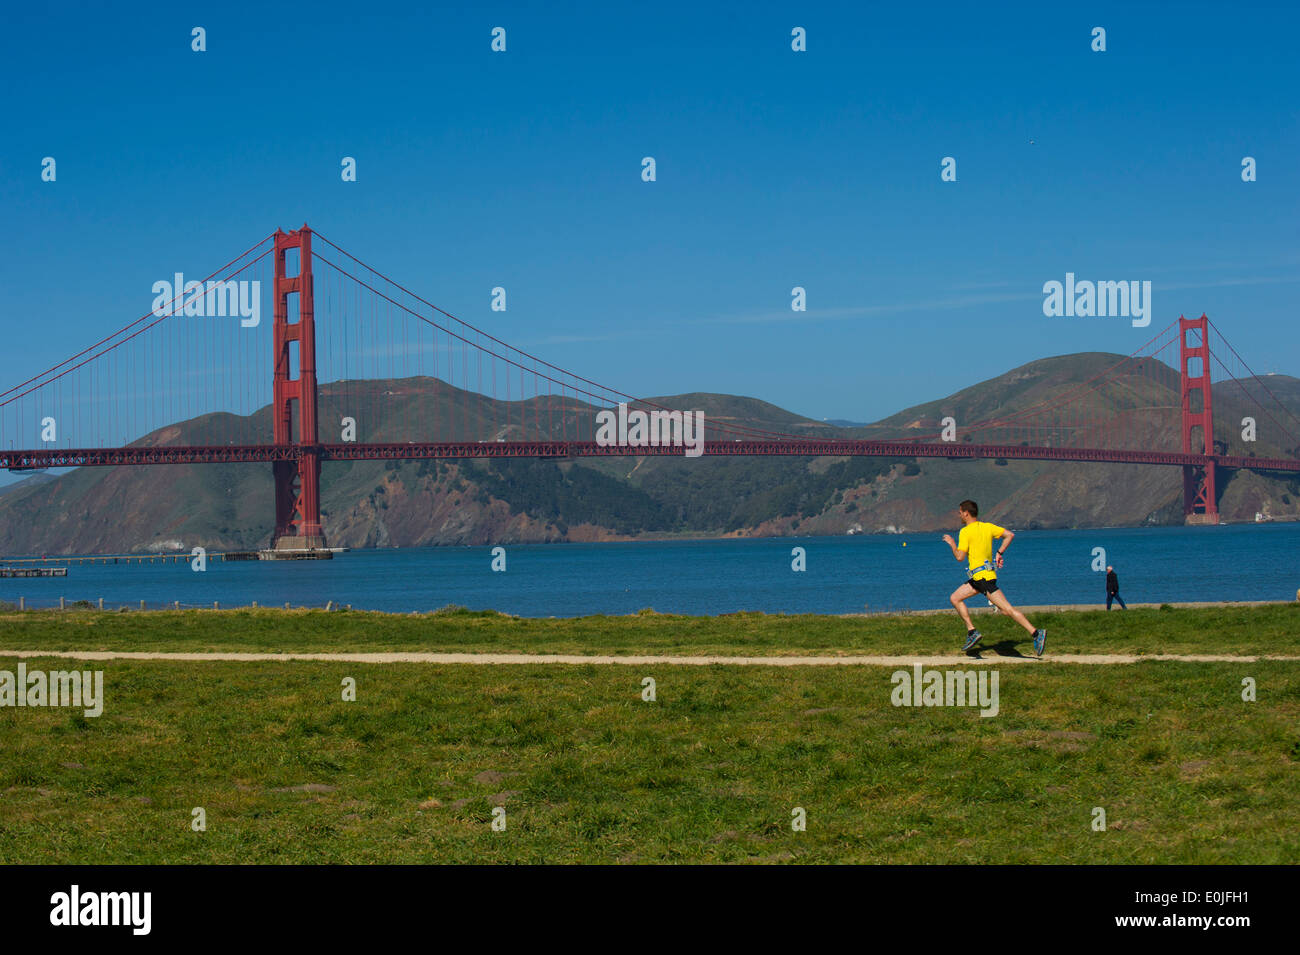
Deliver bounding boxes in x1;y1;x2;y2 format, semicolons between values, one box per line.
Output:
1;606;1297;863
2;603;1300;656
0;658;1296;863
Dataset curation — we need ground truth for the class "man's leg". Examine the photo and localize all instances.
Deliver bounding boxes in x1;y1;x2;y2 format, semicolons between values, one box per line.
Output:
1117;593;1127;610
987;588;1037;636
949;583;978;631
1106;593;1114;610
951;583;984;651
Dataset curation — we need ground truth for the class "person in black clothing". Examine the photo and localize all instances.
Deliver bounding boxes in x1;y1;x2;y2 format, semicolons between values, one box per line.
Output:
1106;565;1126;610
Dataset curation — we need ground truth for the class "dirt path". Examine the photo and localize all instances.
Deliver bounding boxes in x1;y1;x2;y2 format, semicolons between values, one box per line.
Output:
3;650;1296;666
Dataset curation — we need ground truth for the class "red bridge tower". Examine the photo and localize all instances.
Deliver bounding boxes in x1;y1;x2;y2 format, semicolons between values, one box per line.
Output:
1179;314;1218;525
270;225;328;553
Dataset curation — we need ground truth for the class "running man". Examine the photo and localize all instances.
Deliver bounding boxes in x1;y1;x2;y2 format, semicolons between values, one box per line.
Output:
941;500;1047;656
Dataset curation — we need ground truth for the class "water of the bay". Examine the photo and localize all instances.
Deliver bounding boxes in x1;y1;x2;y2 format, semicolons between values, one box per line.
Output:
4;523;1297;616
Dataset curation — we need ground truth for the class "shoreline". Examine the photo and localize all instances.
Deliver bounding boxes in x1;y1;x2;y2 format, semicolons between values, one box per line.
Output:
4;517;1300;562
2;599;1294;619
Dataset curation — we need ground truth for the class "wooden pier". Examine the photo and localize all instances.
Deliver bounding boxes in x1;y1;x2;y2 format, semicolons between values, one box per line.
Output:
0;548;344;566
0;567;67;577
2;554;193;565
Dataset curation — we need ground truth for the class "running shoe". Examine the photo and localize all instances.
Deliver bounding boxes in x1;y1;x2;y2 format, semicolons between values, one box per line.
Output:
963;630;983;652
1033;628;1047;657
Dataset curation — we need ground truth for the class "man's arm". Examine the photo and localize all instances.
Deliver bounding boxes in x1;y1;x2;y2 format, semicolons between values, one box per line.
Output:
993;529;1014;568
941;534;967;561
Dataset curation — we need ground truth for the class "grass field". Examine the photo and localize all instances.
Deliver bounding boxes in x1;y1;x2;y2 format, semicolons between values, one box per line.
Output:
1;606;1297;864
3;602;1300;656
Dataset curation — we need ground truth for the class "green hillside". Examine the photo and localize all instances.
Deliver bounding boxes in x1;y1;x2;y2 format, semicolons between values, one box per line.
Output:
2;357;1299;555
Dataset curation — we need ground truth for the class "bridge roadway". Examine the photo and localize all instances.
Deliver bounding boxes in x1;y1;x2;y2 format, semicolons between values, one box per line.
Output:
4;440;1300;473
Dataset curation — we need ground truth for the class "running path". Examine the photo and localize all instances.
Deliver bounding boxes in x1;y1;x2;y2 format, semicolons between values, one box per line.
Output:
2;650;1297;665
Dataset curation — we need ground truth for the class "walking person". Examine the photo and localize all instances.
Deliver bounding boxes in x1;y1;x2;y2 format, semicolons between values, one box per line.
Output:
941;499;1047;657
1105;565;1127;610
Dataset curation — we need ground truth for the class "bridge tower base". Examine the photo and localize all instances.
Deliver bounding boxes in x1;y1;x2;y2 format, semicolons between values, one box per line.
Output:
1179;314;1219;525
269;225;330;555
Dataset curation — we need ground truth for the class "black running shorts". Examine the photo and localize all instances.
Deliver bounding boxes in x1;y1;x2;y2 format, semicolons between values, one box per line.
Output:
966;577;1000;595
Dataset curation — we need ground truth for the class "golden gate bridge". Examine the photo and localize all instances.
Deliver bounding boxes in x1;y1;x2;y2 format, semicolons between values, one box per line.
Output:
3;225;1298;554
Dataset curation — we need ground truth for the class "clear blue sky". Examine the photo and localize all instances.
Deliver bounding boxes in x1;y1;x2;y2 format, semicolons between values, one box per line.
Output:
2;1;1296;429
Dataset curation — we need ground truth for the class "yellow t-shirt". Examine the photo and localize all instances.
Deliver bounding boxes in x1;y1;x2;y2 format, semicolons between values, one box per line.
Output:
958;521;1006;580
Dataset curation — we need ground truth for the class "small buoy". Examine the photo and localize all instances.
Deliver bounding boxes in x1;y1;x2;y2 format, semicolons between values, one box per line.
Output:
902;542;907;547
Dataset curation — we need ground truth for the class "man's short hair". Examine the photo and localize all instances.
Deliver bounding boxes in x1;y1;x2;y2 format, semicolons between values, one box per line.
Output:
959;500;978;517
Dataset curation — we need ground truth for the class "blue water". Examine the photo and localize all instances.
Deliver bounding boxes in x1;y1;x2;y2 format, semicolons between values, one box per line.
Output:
3;524;1298;615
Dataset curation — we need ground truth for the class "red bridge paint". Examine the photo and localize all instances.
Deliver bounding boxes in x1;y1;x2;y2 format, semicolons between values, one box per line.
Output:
271;227;324;550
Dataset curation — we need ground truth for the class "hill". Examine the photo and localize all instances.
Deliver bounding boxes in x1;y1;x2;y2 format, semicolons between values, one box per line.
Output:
2;357;1298;554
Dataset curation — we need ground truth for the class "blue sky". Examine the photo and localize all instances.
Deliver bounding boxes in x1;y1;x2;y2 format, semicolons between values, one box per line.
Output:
2;0;1297;433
